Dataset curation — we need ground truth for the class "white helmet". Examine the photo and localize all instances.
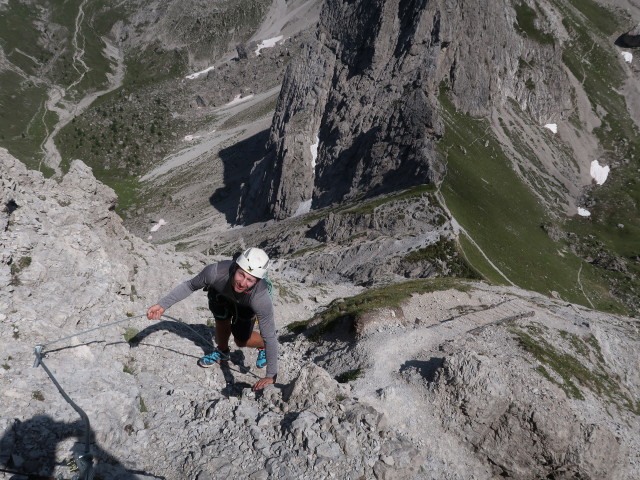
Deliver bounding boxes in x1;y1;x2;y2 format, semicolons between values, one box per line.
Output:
236;247;270;279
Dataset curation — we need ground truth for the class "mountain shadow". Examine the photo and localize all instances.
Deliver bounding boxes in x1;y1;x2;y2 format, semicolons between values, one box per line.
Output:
399;357;444;382
210;129;270;223
0;414;163;479
128;319;215;355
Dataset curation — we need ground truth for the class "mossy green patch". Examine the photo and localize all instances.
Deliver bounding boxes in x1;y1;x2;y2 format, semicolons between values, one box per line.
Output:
123;327;140;344
402;237;481;278
10;256;32;285
285;319;310;335
306;278;471;341
289;243;327;258
174;242;193;252
511;324;638;413
336;368;363;383
10;256;32;274
343;184;436;215
513;2;555;45
32;390;45;401
275;283;302;303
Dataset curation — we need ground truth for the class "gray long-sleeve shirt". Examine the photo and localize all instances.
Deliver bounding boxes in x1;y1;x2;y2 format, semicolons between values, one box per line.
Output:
157;261;278;378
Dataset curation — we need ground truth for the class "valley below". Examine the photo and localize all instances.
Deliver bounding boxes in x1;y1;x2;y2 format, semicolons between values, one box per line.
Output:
1;0;640;479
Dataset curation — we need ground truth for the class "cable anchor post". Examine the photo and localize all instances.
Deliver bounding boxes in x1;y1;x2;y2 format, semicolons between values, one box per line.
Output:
33;344;44;368
71;453;94;480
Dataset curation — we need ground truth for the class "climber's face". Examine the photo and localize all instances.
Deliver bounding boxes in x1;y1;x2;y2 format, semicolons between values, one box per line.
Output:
233;267;258;293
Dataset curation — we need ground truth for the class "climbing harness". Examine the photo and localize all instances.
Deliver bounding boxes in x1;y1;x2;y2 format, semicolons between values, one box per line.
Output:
263;273;274;298
32;313;214;480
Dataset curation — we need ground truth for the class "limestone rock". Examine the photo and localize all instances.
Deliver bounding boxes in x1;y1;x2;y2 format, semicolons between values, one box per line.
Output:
238;0;571;222
430;327;634;479
2;133;639;479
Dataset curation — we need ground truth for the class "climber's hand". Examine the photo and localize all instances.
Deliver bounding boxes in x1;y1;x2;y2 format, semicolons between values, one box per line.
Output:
147;304;165;320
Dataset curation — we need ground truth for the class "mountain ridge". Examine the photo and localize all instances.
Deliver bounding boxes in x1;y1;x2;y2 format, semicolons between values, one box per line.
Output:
1;147;639;478
2;0;640;478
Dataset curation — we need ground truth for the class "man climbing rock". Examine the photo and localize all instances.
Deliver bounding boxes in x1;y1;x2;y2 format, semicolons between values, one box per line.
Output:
147;248;277;391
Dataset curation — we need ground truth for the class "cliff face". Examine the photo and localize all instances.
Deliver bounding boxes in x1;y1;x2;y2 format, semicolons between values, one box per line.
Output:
0;150;419;479
238;0;571;221
1;151;638;479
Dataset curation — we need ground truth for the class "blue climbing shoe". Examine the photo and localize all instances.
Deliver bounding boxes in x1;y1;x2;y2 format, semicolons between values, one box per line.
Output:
256;348;267;369
197;349;230;368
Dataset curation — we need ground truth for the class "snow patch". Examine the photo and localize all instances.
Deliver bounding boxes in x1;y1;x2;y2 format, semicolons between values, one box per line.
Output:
578;208;591;217
255;35;284;56
185;66;215;80
621;51;633;63
310;135;319;169
590;160;610;185
225;94;254;107
150;219;167;232
293;199;312;217
544;123;558;134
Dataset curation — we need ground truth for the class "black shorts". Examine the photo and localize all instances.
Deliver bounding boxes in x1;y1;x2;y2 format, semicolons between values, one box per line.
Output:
208;291;256;343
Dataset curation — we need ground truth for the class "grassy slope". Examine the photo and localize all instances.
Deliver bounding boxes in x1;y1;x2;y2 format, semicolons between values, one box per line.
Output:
438;93;621;312
557;0;640;309
0;0;52;168
1;0;270;210
286;278;472;338
437;0;638;316
54;0;272;216
0;0;117;172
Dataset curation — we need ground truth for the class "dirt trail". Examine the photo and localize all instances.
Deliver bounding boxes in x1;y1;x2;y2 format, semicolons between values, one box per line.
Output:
41;14;125;172
349;285;553;441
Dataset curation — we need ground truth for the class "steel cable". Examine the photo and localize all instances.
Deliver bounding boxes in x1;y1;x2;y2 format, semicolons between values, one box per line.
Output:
32;313;216;480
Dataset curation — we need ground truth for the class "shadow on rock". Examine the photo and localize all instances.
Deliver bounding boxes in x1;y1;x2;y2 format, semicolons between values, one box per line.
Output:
219;351;257;397
128;320;215;355
399;357;444;382
0;414;163;479
210;129;270;223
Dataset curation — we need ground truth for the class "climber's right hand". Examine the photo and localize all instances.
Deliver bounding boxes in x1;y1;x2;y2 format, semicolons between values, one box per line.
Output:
147;304;165;320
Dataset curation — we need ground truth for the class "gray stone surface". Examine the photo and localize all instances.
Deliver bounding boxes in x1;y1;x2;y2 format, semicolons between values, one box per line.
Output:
2;0;640;475
238;0;573;222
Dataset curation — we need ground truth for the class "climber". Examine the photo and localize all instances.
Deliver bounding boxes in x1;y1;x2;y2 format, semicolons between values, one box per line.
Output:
147;247;277;391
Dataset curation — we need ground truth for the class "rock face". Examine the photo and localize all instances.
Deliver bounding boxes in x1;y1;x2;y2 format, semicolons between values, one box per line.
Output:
1;150;638;479
307;284;640;480
0;150;445;479
431;332;632;479
238;0;571;222
220;185;457;286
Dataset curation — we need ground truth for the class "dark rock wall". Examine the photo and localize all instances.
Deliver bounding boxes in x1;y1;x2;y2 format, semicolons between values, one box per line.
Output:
238;0;571;222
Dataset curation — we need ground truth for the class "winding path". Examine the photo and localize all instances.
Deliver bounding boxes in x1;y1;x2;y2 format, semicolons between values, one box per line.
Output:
353;291;535;442
434;188;516;286
40;2;125;172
